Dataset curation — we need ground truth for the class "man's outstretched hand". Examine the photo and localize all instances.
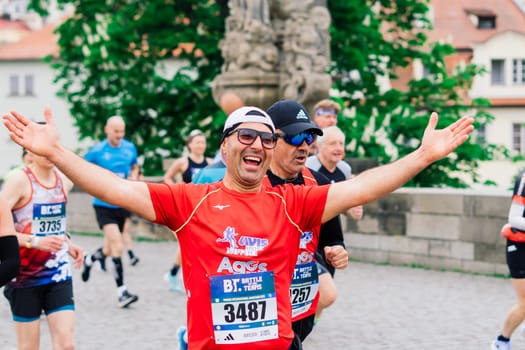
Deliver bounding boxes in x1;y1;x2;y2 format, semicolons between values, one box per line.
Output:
420;112;474;164
3;106;59;159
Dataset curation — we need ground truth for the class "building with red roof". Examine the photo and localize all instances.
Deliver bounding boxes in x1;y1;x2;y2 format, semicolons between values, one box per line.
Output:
0;17;30;44
0;21;80;177
389;0;525;187
0;21;57;59
0;16;187;177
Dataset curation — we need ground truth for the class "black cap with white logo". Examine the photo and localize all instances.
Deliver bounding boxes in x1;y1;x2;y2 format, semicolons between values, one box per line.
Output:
266;100;323;136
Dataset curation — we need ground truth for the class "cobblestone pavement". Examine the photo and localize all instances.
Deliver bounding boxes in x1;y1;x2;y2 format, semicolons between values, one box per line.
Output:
0;234;523;350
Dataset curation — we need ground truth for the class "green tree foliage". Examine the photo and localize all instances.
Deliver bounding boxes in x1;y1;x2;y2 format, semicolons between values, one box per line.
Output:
329;0;505;187
30;0;504;186
31;0;226;174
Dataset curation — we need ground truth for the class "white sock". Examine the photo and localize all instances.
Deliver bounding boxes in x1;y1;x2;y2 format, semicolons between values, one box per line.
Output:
85;255;93;266
117;286;127;296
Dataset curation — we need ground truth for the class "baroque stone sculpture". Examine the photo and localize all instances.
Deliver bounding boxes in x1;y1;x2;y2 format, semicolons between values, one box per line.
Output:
212;0;332;113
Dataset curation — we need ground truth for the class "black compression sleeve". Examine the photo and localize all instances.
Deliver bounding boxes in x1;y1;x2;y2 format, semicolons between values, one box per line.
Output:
0;235;20;287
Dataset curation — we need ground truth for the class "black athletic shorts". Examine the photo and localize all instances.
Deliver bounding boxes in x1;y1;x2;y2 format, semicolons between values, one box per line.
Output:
3;280;74;322
93;205;131;232
288;328;306;350
506;239;525;278
291;313;315;345
315;250;331;276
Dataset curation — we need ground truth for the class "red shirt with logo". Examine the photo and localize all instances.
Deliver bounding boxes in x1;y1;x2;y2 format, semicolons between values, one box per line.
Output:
262;168;321;322
147;181;329;350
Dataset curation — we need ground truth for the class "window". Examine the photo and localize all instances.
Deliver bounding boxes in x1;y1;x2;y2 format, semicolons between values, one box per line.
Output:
512;59;525;85
512;123;525;153
491;59;505;85
478;16;496;29
413;60;432;80
8;74;36;97
24;75;34;95
9;75;19;96
474;124;486;145
422;65;431;78
465;9;496;29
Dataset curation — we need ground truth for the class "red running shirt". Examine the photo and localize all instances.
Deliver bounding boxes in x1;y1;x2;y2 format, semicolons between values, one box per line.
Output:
147;181;328;350
262;168;321;322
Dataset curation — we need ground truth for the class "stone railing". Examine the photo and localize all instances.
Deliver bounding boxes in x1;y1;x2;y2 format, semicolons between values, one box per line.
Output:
67;187;512;275
342;187;510;275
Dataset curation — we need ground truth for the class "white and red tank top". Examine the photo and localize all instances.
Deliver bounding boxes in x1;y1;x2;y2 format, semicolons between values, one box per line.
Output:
9;167;70;288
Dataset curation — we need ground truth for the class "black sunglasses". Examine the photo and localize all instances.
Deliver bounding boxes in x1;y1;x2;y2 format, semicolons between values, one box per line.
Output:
276;131;317;146
228;128;278;149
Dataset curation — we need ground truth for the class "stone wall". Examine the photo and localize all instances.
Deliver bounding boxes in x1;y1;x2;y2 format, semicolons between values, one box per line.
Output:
67;187;512;275
342;187;511;275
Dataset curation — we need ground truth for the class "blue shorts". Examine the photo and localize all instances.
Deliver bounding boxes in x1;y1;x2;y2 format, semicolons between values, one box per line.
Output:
3;280;74;322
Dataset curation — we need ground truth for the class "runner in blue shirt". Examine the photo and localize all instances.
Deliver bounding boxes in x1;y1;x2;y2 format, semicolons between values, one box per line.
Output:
81;115;140;308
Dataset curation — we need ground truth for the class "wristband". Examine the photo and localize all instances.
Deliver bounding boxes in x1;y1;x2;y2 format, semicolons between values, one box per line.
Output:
33;236;41;249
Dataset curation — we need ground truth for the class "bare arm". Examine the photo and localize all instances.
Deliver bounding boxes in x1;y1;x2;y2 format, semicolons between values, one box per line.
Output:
0;198;16;237
508;175;525;229
508;202;525;230
0;170;29;210
128;164;140;181
67;242;84;269
342;175;363;219
322;113;473;222
163;157;187;184
3;108;156;221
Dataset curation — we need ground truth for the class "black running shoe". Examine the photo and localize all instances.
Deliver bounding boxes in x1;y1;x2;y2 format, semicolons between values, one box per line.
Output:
81;256;92;282
130;256;140;266
118;290;139;308
98;257;106;271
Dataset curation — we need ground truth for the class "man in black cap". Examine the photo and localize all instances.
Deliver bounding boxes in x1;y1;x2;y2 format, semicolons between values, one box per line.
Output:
264;100;348;349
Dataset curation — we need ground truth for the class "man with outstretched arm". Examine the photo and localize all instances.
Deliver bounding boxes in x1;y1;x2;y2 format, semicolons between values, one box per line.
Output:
3;106;473;350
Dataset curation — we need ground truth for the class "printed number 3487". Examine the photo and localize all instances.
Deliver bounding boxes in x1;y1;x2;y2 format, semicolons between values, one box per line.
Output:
224;301;267;323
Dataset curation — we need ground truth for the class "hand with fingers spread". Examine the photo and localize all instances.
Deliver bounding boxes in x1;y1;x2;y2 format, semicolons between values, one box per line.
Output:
3;107;60;160
419;112;474;164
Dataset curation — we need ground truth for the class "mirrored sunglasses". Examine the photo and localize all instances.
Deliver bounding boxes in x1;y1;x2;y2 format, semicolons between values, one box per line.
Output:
315;108;337;116
229;128;277;149
276;131;317;146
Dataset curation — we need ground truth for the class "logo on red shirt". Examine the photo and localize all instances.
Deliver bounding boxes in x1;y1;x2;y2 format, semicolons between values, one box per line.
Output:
216;226;269;257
